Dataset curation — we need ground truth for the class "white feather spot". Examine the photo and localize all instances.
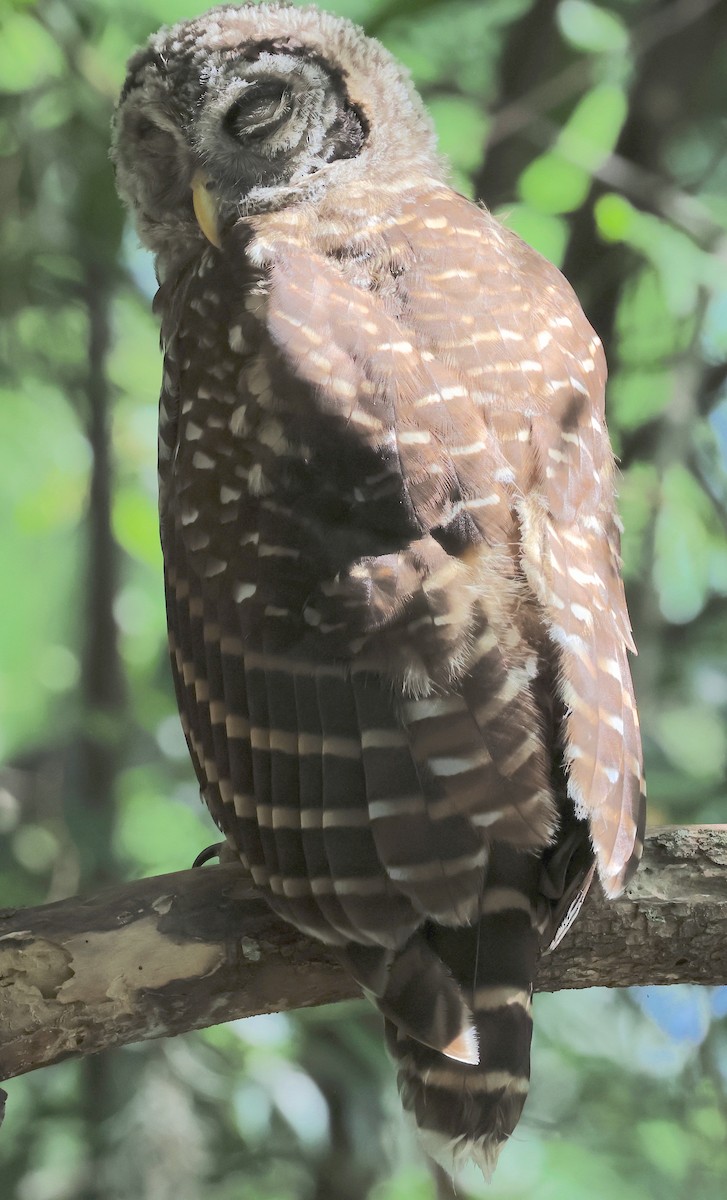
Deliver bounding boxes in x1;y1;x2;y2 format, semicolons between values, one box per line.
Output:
247;463;270;495
429;751;490;776
398;429;431;445
221;484;242;504
230;405;249;436
228;325;246;353
466;493;501;508
234;582;256;602
450;439;487;456
204;558;227;577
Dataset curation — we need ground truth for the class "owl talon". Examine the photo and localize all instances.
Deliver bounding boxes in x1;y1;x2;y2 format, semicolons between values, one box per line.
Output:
192;842;224;868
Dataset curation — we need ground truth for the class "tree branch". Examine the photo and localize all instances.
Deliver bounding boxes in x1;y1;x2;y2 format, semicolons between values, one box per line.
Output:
1;827;725;1086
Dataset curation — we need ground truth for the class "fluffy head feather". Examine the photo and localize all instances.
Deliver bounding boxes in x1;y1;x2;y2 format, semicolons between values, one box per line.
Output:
112;2;439;261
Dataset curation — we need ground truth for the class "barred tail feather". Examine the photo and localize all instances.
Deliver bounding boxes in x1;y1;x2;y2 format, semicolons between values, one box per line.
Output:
385;845;541;1178
340;935;479;1062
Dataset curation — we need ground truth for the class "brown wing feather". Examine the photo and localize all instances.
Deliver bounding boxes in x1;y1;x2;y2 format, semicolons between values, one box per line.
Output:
254;186;644;893
261;228;558;858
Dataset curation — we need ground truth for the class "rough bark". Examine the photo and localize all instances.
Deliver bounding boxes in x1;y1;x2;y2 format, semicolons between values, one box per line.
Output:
1;827;725;1087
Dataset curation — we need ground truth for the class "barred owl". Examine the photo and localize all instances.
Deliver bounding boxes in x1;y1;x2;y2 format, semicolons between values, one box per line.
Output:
112;2;645;1176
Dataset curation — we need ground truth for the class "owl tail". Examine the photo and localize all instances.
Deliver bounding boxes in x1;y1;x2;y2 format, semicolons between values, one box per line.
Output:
338;937;480;1065
384;845;543;1179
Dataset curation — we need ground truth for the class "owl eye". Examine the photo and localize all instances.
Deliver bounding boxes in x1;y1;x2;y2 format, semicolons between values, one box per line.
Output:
223;79;292;140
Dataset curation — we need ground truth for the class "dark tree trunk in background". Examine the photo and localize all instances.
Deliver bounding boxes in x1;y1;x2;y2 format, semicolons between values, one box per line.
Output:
475;0;571;211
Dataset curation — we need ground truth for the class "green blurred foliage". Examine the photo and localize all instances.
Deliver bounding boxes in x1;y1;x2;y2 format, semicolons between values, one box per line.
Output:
1;0;726;1198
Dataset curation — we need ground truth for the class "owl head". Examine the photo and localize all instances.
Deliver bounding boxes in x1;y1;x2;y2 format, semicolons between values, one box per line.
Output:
112;2;439;262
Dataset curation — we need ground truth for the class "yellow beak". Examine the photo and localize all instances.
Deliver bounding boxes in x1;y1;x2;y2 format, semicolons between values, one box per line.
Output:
191;171;222;249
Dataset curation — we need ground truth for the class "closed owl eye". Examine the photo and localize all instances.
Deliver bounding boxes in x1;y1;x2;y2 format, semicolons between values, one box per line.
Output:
222;78;292;140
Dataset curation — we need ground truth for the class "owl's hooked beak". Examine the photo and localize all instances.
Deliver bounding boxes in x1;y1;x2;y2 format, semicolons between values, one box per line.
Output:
191;172;222;249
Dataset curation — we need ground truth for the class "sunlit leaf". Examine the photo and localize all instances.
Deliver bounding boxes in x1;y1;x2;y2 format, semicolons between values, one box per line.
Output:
615;267;695;366
655;706;727;781
557;0;629;54
0;12;64;93
595;194;722;316
114;774;210;873
635;1119;692;1180
562;84;628;163
428;95;489;176
496;203;568;265
370;1166;437;1200
654;466;712;623
518;152;590;214
113;486;162;567
519;86;627;215
609;368;673;430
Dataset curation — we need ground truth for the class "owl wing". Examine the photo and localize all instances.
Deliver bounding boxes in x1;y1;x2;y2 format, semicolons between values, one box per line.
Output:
256;184;645;900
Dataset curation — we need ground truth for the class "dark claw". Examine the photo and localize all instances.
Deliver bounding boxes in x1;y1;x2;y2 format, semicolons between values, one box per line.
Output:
192;842;224;868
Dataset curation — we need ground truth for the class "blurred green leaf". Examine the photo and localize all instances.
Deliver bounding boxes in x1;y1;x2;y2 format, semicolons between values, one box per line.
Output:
610;368;673;430
428;95;489;176
114;772;210;874
617;461;658;580
656;706;727;781
519;86;627;215
519;152;590;215
113;485;162;567
559;82;628;168
653;465;713;623
615;268;695;368
496;203;568;265
595;194;721;316
556;0;629;55
0;12;64;93
370;1167;437;1200
636;1120;691;1181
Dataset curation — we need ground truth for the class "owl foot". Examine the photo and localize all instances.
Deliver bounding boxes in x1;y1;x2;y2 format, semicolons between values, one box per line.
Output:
193;842;243;867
